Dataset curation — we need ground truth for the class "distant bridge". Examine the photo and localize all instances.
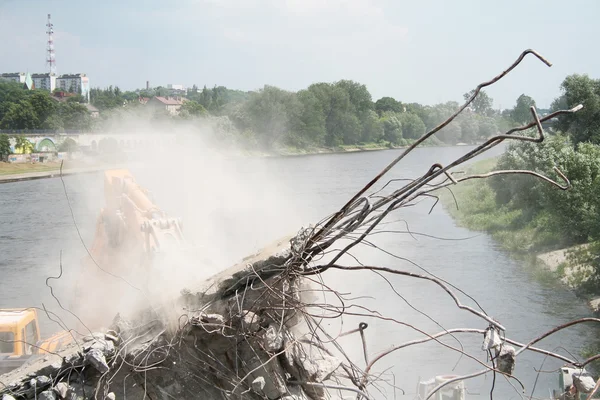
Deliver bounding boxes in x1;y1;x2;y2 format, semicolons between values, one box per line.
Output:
0;131;178;152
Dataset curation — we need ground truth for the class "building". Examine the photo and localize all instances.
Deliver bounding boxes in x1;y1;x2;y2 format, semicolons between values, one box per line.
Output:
167;84;185;91
56;73;90;102
32;73;57;92
0;73;26;84
147;96;185;115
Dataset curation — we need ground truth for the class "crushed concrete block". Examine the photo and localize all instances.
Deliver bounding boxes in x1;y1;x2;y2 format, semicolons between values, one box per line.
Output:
497;345;516;375
84;348;110;373
87;339;115;357
252;376;266;392
105;392;116;400
241;310;260;332
38;390;57;400
31;375;52;389
2;395;16;400
263;324;284;352
52;382;70;398
573;370;596;393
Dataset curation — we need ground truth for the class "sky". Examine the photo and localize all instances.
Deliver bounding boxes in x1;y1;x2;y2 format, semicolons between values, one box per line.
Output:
0;0;599;108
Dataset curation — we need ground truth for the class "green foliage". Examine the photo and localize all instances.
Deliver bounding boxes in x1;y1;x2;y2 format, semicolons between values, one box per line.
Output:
179;100;207;118
381;113;402;144
0;134;11;156
375;97;403;115
459;118;478;143
437;121;461;144
552;74;600;145
398;112;425;140
491;135;600;244
464;89;494;116
510;94;536;124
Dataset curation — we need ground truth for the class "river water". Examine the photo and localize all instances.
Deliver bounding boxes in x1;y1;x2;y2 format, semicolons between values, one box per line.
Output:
0;144;596;399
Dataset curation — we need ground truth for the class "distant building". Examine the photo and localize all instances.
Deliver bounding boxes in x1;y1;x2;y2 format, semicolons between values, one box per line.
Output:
56;73;90;102
32;73;57;92
0;72;26;84
147;96;185;115
167;84;185;91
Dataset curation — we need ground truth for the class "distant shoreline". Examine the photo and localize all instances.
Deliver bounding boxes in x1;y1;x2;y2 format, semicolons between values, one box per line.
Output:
0;143;476;183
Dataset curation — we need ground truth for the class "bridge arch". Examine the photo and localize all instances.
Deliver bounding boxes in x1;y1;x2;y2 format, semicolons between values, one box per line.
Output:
36;137;57;152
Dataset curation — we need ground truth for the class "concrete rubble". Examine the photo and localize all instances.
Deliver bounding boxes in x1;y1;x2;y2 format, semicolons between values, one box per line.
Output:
0;237;341;399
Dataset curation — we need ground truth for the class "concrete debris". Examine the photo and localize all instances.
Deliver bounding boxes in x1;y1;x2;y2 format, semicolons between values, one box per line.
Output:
240;310;260;332
37;390;57;400
86;338;115;357
84;348;110;374
31;375;52;388
481;326;502;352
573;370;596;393
252;376;266;392
263;324;284;352
2;395;16;400
496;345;516;375
52;382;70;399
0;238;343;400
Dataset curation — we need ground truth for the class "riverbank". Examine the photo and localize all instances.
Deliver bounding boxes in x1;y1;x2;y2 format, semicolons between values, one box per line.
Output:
440;157;600;311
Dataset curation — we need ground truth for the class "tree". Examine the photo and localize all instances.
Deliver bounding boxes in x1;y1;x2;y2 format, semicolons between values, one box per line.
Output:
58;103;91;130
360;110;384;143
464;90;493;116
374;97;402;116
243;85;299;149
288;89;326;147
398;112;426;140
179;101;208;117
437;121;461;144
0;134;11;158
28;91;56;124
510;94;536;124
459;118;478;143
478;117;498;139
551;74;600;145
381;114;402;144
0;101;39;130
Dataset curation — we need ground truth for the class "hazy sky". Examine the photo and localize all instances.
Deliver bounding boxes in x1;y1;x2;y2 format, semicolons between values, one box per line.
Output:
1;0;598;108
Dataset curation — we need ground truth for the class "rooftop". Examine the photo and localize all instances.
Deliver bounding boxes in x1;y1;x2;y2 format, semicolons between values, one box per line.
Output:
153;96;184;105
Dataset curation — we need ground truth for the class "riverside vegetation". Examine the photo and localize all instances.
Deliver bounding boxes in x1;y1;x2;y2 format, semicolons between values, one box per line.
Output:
444;74;600;297
1;78;519;156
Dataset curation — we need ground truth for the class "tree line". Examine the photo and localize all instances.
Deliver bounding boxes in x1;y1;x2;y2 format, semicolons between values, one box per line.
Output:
1;76;541;154
471;73;600;292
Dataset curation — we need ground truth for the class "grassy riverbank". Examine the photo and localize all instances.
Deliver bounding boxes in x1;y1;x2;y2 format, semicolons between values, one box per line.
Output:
441;157;558;253
441;157;600;299
0;161;68;176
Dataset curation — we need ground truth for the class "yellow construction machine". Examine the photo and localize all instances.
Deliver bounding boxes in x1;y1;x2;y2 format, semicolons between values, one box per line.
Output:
0;309;73;375
0;169;185;376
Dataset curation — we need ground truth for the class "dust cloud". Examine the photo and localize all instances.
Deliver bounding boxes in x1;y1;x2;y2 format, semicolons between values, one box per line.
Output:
54;114;306;333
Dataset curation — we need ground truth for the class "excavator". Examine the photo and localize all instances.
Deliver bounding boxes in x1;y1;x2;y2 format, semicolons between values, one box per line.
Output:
0;169;186;375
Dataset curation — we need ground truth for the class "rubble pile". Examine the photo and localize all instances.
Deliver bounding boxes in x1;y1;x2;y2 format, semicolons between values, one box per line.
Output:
0;239;342;400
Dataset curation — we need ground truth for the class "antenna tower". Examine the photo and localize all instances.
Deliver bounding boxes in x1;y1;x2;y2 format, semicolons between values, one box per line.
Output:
46;14;56;75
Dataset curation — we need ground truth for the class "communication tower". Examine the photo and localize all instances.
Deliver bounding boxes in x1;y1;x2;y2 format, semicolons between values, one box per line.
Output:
46;14;56;75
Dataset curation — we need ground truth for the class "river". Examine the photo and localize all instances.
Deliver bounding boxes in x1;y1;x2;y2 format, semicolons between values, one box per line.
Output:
0;144;595;399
